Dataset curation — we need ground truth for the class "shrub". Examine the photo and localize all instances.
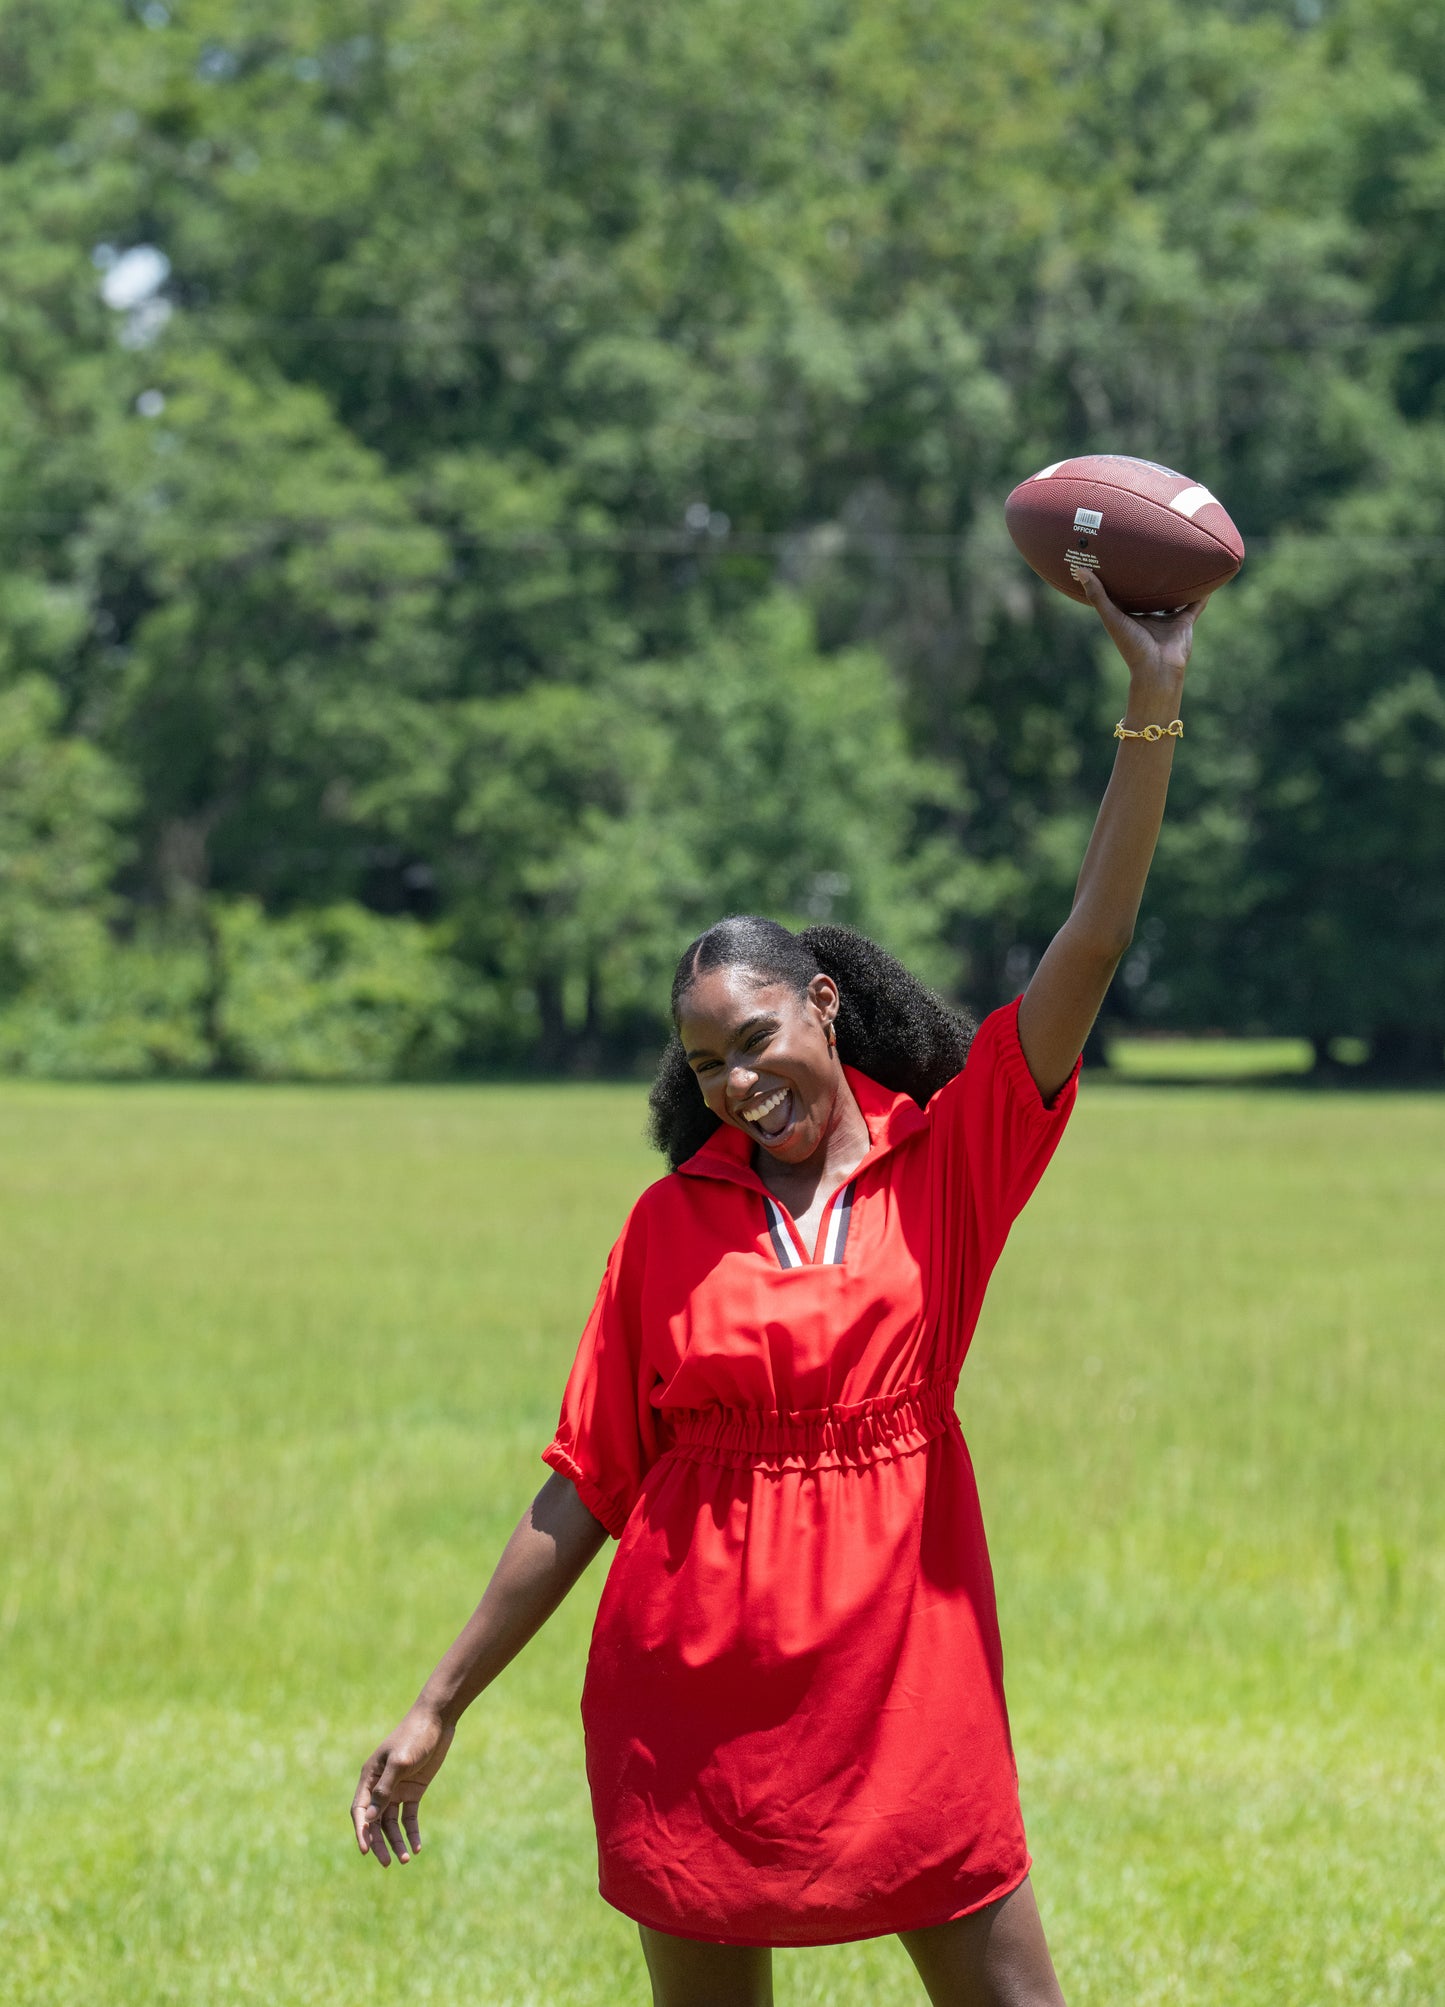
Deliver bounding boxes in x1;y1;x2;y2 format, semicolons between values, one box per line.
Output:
0;913;211;1078
212;900;465;1081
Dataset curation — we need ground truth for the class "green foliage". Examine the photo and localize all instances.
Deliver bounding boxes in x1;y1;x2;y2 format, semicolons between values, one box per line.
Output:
85;349;452;910
212;899;465;1080
0;676;166;1073
362;594;948;1066
0;0;1442;1071
0;912;211;1078
0;677;132;953
1149;421;1445;1058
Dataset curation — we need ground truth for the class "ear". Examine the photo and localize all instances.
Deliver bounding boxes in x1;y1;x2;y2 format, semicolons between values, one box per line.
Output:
806;973;840;1030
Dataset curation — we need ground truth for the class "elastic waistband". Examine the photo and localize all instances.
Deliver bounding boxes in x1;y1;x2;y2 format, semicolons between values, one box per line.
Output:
660;1378;956;1474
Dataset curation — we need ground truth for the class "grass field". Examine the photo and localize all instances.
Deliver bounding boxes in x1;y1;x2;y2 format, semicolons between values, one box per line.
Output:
1106;1036;1316;1081
2;1076;1442;2005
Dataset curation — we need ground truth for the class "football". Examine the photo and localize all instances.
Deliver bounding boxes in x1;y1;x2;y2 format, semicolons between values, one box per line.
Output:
1004;454;1245;614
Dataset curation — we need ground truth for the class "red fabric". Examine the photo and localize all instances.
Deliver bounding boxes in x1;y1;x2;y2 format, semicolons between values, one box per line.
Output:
543;998;1079;1947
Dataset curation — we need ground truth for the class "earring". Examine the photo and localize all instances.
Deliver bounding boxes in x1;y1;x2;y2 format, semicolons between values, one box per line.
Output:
826;1024;837;1049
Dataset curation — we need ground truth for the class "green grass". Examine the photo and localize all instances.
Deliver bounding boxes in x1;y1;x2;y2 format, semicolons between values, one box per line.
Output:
2;1079;1442;2004
1105;1036;1316;1080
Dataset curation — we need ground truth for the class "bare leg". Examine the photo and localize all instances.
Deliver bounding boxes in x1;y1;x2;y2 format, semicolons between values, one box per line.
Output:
898;1878;1067;2007
639;1924;775;2007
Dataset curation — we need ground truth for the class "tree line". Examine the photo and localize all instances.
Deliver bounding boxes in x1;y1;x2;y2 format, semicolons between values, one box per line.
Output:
2;0;1442;1077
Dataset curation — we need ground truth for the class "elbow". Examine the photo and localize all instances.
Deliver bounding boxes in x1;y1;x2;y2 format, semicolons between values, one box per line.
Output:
1065;916;1133;969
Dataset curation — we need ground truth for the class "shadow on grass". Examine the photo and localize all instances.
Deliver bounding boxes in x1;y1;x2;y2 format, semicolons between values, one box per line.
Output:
1087;1062;1445;1094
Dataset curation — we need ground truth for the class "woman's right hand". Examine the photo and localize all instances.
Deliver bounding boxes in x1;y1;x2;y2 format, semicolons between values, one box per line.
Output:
347;1475;607;1869
350;1703;455;1866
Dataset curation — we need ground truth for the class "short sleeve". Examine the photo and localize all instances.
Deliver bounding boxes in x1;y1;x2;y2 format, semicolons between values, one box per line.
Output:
926;996;1080;1327
542;1202;660;1539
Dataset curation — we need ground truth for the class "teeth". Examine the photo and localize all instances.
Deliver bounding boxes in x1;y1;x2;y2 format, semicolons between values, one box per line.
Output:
741;1088;787;1123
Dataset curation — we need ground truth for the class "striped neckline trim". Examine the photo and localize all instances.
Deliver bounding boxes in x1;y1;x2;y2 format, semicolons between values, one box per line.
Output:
821;1179;855;1264
763;1180;857;1270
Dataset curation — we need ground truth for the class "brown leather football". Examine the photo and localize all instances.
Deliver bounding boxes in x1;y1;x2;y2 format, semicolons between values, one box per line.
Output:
1005;454;1245;614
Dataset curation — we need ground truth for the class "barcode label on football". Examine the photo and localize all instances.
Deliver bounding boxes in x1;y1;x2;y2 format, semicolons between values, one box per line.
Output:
1073;507;1103;531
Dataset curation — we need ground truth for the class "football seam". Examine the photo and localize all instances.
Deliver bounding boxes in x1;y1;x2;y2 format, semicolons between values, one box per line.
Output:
1024;472;1241;561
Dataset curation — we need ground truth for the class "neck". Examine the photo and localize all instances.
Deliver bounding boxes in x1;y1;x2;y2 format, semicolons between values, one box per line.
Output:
752;1069;870;1197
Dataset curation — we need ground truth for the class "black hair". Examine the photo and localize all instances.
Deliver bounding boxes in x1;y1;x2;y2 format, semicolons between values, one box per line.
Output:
647;916;975;1168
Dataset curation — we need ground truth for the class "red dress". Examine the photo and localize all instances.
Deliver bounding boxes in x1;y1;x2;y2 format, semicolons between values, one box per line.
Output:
543;999;1078;1947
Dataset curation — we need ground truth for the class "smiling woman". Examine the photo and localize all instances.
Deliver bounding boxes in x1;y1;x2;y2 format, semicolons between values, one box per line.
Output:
546;919;1079;1985
652;916;974;1180
351;575;1205;2007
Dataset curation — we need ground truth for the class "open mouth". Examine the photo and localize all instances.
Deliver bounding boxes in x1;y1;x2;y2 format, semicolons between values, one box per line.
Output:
738;1085;794;1142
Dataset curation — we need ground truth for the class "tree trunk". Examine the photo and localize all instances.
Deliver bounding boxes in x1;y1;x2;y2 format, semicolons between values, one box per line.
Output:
200;901;232;1077
154;809;221;906
1364;1025;1445;1080
569;964;605;1078
534;972;569;1074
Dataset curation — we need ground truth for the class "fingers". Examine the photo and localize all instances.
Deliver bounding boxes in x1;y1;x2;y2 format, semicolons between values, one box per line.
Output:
356;1791;400;1867
353;1752;408;1867
1072;564;1206;675
354;1790;388;1864
352;1756;383;1856
380;1803;410;1863
1071;563;1126;628
1153;594;1207;634
1073;564;1205;629
355;1796;388;1864
351;1719;445;1869
367;1811;394;1867
1072;565;1137;650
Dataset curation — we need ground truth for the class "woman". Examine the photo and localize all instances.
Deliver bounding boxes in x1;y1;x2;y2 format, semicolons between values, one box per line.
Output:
351;570;1202;2005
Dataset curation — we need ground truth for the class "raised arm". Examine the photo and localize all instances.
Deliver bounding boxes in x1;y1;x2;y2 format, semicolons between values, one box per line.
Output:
350;1471;607;1867
1017;567;1206;1101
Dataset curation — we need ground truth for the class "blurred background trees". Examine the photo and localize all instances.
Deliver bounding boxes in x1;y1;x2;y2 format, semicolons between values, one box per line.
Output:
1;0;1442;1075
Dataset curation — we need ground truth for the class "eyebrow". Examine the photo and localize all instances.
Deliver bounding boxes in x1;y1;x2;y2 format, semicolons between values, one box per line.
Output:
683;1013;776;1063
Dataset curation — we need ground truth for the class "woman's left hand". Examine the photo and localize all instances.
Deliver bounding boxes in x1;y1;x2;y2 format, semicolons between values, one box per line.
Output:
1073;565;1206;698
1016;570;1213;1101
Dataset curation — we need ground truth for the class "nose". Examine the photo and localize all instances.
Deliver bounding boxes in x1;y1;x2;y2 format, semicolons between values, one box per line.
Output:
728;1061;759;1097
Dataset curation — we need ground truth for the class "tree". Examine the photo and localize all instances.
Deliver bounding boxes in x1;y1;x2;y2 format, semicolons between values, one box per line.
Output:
1;0;1444;1074
1147;421;1445;1072
358;595;941;1070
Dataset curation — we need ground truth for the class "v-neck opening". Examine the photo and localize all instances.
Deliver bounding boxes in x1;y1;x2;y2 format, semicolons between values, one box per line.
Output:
762;1176;857;1269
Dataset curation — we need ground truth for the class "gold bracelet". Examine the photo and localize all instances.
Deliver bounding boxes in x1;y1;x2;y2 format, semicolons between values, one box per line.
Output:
1114;718;1183;742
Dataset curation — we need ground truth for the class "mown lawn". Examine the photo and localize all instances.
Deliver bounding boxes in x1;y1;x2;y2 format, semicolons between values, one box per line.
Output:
2;1076;1441;2005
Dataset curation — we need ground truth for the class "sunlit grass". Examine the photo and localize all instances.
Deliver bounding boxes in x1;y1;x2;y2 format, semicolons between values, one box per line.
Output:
2;1078;1441;2004
1105;1035;1315;1080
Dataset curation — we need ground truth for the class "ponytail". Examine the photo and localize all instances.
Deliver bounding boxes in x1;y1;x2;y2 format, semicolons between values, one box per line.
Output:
801;924;975;1104
647;917;974;1169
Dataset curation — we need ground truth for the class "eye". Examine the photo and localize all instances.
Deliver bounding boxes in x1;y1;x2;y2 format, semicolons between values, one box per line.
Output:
747;1028;772;1051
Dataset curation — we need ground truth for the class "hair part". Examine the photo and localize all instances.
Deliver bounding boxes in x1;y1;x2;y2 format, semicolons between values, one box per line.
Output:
647;916;975;1169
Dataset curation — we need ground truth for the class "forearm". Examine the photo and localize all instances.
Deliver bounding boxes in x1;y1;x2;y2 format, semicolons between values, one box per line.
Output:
1018;574;1203;1100
1066;666;1185;956
415;1472;608;1726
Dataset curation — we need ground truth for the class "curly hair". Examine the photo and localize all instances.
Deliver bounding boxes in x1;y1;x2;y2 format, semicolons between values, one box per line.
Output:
647;916;975;1169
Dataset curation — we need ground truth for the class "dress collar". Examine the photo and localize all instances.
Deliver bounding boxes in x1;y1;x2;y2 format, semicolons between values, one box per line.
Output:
675;1064;929;1190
